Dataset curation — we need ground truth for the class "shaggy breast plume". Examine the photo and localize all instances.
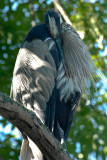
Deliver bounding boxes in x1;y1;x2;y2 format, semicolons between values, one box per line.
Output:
61;22;98;96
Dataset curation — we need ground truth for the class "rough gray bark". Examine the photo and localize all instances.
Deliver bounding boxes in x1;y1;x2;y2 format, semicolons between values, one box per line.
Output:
0;91;72;160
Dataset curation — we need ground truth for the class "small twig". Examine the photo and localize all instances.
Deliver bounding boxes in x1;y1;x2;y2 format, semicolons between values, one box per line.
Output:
52;0;72;25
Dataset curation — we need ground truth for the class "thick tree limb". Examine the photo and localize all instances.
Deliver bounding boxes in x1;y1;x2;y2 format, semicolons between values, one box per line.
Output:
0;91;72;160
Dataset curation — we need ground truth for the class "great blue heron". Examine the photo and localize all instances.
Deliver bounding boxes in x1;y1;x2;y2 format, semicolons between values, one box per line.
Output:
11;9;97;160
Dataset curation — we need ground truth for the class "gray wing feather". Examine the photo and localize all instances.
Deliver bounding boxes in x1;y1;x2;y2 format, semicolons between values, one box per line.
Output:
11;39;56;121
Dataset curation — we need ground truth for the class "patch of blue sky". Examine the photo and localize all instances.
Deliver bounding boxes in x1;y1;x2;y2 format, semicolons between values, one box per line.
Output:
104;18;107;23
95;6;99;11
85;0;96;3
0;123;11;141
0;116;3;120
104;9;107;14
95;56;107;99
0;119;21;140
97;104;107;115
3;124;12;133
99;46;107;57
91;98;97;105
98;155;103;160
39;0;45;4
85;0;90;3
99;71;107;89
99;88;106;95
18;0;29;4
46;0;52;5
90;117;98;128
75;142;81;153
25;11;30;17
90;0;96;3
88;152;96;160
34;4;39;11
11;2;19;11
100;0;104;4
10;0;15;2
3;53;8;59
3;6;9;13
92;72;106;101
85;0;104;4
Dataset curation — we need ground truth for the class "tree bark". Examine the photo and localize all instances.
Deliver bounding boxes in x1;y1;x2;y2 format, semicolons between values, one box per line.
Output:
0;91;72;160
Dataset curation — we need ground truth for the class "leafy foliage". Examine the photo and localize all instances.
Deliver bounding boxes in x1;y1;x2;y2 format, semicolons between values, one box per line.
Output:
0;0;107;159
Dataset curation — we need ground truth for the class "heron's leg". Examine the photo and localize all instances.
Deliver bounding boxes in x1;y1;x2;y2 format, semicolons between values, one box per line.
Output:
57;122;69;154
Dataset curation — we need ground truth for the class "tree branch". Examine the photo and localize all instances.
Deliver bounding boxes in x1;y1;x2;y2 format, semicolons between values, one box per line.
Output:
52;0;72;25
0;91;72;160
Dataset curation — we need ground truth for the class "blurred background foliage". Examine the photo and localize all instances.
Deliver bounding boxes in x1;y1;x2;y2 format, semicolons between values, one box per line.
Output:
0;0;107;159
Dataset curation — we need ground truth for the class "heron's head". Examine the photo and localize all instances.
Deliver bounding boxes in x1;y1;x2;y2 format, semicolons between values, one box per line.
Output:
45;9;63;40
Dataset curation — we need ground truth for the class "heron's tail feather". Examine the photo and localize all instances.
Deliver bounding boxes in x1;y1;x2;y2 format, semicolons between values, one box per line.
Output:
20;138;44;160
20;139;34;160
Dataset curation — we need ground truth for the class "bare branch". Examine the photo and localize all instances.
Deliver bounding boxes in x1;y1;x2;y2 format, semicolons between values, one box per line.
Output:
0;91;72;160
52;0;72;25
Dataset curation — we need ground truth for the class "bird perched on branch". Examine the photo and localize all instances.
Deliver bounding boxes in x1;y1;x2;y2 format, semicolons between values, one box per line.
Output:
11;9;97;160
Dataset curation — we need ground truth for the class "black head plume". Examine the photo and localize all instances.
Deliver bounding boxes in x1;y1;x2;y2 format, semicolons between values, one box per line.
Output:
45;9;62;39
